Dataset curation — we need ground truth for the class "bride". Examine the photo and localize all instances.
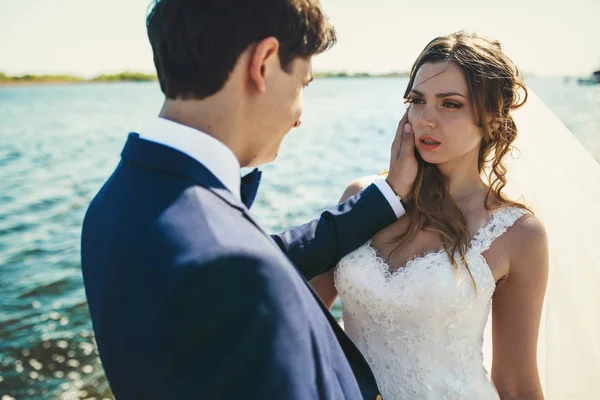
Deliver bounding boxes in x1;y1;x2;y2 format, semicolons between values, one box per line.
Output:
311;31;600;399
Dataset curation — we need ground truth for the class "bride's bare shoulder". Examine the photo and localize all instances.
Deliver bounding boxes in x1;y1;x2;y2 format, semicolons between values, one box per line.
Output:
340;175;381;202
509;211;546;243
505;210;548;269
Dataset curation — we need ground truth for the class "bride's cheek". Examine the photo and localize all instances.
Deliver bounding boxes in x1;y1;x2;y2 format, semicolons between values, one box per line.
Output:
407;106;419;124
447;116;471;135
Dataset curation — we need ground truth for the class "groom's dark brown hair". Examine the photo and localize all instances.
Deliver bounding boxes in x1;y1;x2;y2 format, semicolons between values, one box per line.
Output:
146;0;336;100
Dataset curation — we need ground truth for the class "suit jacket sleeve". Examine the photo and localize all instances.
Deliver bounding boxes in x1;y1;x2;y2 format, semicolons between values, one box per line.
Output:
271;183;397;281
171;254;329;399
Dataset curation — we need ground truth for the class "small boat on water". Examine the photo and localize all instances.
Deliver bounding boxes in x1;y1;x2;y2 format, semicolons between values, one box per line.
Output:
578;69;600;85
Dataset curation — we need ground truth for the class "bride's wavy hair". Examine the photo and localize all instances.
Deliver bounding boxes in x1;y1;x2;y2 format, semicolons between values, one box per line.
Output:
393;31;531;282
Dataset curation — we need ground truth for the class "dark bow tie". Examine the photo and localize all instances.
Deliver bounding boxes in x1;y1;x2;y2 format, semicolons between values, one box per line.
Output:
240;168;262;209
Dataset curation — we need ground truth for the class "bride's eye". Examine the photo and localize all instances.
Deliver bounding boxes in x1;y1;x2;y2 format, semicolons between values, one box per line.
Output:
406;97;424;105
444;101;461;109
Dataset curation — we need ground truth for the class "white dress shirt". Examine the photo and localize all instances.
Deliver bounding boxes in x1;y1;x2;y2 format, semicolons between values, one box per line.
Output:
138;117;406;218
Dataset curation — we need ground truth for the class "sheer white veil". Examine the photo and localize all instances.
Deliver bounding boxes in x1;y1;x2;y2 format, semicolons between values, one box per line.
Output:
482;90;600;398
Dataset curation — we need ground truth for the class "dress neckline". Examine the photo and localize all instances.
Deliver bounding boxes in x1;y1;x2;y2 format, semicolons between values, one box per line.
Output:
367;206;524;281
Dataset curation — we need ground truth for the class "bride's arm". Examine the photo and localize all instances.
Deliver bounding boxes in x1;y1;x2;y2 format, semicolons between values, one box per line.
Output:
491;214;549;400
309;177;375;309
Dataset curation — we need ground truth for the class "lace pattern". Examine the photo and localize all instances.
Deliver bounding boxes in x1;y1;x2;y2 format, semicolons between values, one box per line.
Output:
334;207;528;399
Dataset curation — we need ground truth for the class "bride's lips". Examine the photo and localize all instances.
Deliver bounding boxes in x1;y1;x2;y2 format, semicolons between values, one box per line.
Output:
418;135;442;151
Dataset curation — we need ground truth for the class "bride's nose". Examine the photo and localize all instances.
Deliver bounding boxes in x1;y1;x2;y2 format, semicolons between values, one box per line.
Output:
414;105;437;130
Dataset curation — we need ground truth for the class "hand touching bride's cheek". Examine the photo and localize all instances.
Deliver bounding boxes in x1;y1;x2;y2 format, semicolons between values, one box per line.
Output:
406;61;484;168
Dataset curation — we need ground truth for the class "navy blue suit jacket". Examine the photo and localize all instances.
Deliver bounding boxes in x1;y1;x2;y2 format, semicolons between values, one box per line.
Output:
81;133;397;399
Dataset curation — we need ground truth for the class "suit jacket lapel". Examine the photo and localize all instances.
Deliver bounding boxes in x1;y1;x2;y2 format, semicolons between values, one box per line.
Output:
122;133;277;241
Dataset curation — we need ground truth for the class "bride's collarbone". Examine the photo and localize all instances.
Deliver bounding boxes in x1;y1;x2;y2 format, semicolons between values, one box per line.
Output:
370;206;512;279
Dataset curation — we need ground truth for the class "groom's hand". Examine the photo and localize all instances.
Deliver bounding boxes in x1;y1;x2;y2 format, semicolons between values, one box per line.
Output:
386;110;417;200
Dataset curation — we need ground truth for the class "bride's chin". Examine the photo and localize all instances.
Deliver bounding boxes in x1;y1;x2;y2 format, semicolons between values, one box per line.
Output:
418;152;442;165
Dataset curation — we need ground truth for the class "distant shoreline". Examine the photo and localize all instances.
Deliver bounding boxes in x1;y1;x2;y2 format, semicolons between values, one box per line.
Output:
1;70;594;89
0;80;152;88
0;71;158;88
0;80;91;88
0;76;411;89
0;75;410;88
0;70;412;89
314;72;410;79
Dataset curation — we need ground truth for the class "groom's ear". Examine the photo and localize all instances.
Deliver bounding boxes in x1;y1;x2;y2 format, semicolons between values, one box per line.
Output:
249;37;280;94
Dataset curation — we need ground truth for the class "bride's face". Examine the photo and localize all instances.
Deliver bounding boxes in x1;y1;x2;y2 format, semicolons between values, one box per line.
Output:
407;61;484;166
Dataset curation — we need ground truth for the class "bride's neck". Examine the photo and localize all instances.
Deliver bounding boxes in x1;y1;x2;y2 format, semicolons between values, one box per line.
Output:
438;152;486;201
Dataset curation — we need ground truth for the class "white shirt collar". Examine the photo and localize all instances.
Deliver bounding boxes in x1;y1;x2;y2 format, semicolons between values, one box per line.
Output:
138;117;242;200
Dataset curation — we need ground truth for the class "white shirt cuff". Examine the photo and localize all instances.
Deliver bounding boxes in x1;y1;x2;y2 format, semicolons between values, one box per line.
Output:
374;178;406;219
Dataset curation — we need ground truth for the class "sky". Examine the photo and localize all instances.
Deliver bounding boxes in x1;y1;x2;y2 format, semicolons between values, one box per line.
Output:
1;0;599;77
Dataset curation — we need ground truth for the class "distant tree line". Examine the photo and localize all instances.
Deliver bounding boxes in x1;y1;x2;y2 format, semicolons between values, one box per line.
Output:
0;71;157;83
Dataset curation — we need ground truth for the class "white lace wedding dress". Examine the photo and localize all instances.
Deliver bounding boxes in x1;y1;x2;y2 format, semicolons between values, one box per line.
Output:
334;206;529;400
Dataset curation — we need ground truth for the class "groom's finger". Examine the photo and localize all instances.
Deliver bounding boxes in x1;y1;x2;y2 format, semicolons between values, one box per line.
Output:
399;122;415;160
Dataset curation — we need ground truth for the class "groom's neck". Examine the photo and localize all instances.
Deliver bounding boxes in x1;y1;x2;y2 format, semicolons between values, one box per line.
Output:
159;97;250;166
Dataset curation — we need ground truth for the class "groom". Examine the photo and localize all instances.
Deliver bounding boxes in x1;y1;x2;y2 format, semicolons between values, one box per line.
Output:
81;0;417;399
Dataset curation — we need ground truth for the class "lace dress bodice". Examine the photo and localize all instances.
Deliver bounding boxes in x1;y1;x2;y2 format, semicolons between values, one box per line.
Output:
334;206;529;400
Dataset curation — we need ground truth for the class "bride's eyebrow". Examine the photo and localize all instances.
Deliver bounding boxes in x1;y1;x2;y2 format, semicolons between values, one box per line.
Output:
410;89;467;99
